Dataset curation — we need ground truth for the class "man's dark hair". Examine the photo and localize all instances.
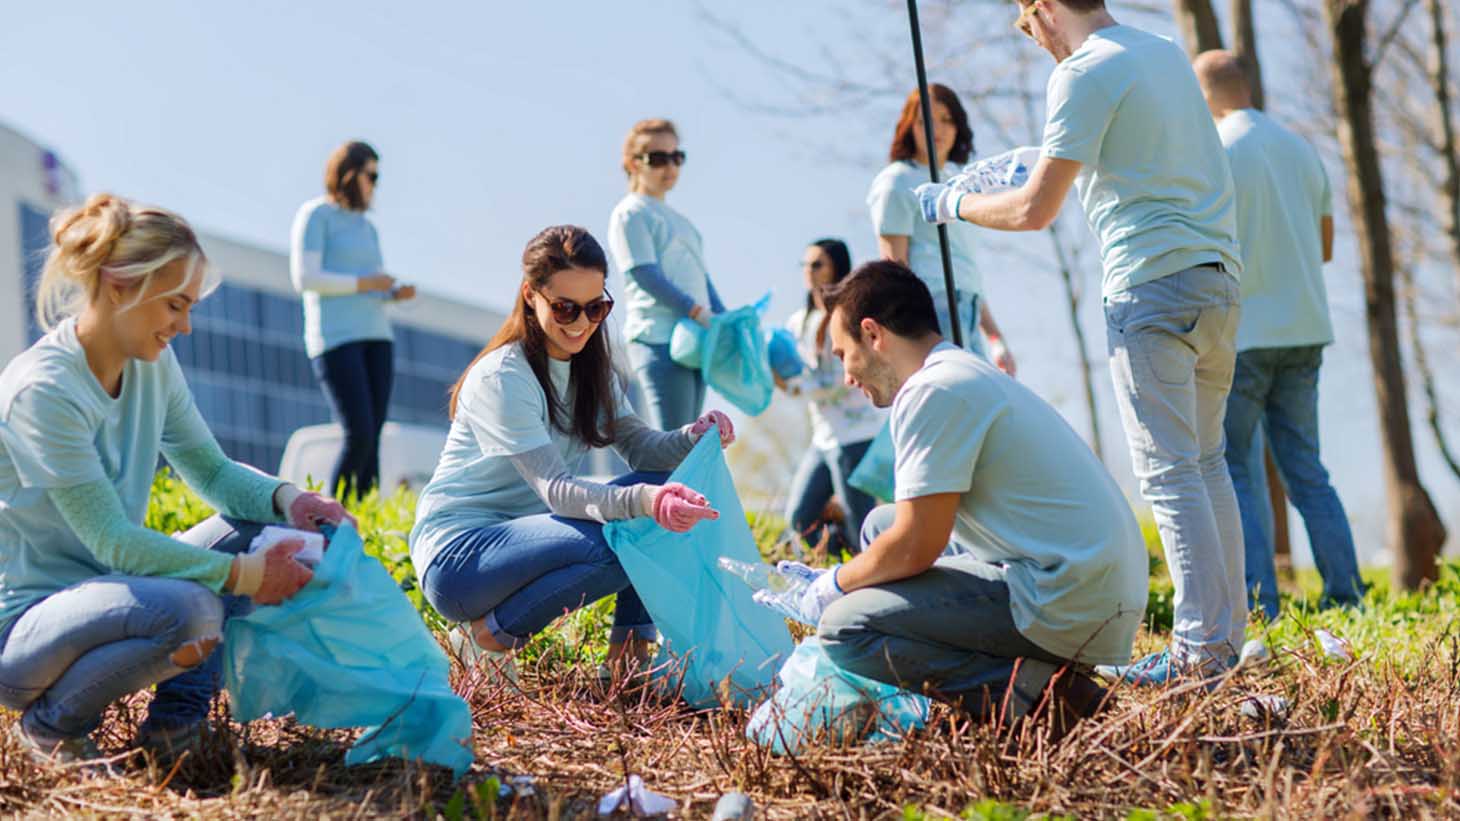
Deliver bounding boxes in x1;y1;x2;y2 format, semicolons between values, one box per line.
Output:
819;260;941;342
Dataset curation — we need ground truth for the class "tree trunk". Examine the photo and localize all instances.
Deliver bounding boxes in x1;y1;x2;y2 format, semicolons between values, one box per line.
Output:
1424;0;1460;301
1230;0;1266;110
1174;0;1225;56
1323;0;1448;589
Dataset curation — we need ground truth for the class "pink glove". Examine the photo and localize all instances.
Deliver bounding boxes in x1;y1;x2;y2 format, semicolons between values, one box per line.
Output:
651;483;719;533
280;487;357;533
688;410;736;448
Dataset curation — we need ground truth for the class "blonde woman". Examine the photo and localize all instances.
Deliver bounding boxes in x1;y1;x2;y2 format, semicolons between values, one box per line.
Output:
0;195;351;763
606;119;726;429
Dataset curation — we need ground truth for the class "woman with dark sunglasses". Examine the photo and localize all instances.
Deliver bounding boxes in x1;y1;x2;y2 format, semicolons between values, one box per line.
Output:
778;239;885;556
289;140;416;498
606;118;726;430
867;86;1016;375
410;225;734;681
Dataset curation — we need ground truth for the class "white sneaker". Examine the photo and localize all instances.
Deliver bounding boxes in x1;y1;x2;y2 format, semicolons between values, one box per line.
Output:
447;626;518;685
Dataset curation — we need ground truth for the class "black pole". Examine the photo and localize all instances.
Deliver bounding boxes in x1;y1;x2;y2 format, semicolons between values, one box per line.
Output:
905;0;965;349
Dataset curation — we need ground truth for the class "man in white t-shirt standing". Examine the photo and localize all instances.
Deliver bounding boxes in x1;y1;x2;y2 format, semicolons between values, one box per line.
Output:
781;261;1147;732
1192;50;1365;622
916;0;1246;683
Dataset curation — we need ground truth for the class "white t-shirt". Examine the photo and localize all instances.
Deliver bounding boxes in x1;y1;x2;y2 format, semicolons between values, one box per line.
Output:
607;193;713;345
1218;109;1335;351
867;160;982;300
786;307;886;451
891;343;1148;664
409;342;631;572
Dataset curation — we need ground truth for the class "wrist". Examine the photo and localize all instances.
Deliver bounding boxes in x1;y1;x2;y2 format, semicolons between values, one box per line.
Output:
952;191;967;222
688;304;703;320
829;565;844;594
273;483;304;521
639;484;659;517
229;553;266;597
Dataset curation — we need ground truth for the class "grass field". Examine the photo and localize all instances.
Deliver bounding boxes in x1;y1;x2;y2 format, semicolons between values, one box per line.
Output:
1;471;1457;819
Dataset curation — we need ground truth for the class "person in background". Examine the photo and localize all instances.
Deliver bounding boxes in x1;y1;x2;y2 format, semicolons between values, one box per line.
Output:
607;119;727;430
778;239;885;555
290;140;416;498
410;225;732;682
1193;50;1365;621
868;84;1015;373
0;194;351;764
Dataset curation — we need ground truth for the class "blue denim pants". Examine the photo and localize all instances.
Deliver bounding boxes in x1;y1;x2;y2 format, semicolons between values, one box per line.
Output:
1223;345;1364;620
420;472;665;649
1104;265;1246;667
817;505;1070;719
628;340;706;430
312;339;394;497
0;515;260;745
783;439;876;554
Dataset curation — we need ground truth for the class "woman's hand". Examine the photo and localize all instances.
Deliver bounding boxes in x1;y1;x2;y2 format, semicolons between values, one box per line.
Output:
358;273;397;293
989;337;1017;377
228;540;313;605
276;485;356;533
390;284;417;302
643;483;719;533
688;410;735;448
690;304;713;328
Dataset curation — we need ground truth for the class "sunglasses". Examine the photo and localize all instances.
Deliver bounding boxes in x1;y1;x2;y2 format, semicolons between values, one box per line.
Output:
537;290;615;325
361;170;379;184
637;150;687;168
1015;2;1040;38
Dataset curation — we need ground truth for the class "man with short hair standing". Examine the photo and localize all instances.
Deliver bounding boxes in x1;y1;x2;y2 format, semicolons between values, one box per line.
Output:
775;260;1148;733
1192;50;1364;621
917;0;1246;682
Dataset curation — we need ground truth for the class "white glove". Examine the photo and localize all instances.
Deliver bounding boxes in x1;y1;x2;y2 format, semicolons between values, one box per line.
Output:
915;182;964;225
753;562;844;626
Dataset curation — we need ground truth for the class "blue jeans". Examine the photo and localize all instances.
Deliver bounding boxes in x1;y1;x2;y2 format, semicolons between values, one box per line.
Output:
420;472;664;649
784;439;876;554
628;340;705;430
1105;265;1246;667
313;339;394;497
818;505;1069;719
0;515;260;744
932;291;986;356
1223;345;1363;620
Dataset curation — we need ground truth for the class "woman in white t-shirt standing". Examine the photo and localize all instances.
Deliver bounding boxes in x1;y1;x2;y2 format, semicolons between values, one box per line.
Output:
867;84;1016;374
607;119;726;430
410;225;733;679
778;239;885;554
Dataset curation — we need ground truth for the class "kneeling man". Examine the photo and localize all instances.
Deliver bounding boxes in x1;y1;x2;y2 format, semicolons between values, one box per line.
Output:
791;261;1148;727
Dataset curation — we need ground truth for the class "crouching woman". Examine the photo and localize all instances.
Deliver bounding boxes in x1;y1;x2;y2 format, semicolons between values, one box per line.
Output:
410;225;731;677
0;195;352;763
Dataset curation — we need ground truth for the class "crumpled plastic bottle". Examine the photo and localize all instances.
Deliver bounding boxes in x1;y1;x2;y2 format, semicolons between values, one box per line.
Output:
718;557;808;609
947;146;1043;194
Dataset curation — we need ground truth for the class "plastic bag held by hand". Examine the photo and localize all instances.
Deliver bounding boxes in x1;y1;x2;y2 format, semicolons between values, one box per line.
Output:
604;426;793;708
224;523;474;776
700;293;776;416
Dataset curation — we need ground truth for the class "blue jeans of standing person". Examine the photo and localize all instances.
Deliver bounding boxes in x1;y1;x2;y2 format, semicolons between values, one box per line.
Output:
932;291;986;357
1223;345;1364;620
784;439;876;554
0;515;262;746
420;472;665;649
1104;265;1246;669
818;505;1073;719
312;339;394;497
628;341;706;430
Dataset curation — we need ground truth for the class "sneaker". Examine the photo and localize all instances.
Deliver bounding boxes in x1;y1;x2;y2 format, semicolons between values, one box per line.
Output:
14;721;102;767
1029;670;1111;742
1096;649;1229;687
447;626;519;685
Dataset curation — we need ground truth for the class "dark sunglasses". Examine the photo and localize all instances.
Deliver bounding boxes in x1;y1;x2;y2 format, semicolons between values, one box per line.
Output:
637;150;687;168
538;290;615;325
362;170;379;184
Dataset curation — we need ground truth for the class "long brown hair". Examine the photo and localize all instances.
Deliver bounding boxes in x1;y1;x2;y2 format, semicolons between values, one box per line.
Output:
324;140;379;211
888;84;974;165
448;226;618;448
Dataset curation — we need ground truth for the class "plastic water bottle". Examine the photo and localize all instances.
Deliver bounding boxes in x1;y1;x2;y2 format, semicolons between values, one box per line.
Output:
953;146;1042;194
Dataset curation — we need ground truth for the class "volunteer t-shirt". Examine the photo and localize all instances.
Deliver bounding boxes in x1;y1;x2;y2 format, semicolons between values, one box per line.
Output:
867;160;982;301
607;193;714;345
891;342;1148;664
290;196;394;357
787;307;885;451
1041;25;1241;297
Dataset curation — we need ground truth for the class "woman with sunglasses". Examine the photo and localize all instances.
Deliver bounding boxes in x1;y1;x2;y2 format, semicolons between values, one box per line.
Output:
607;119;726;430
290;140;415;498
778;239;885;555
410;225;734;679
867;86;1016;374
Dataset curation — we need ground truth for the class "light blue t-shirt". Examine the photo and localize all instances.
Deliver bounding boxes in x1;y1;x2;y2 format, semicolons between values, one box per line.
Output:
867;160;982;300
0;319;217;627
409;343;632;573
891;343;1148;664
290;196;394;358
1041;25;1242;297
787;307;885;451
1219;109;1335;351
607;193;714;345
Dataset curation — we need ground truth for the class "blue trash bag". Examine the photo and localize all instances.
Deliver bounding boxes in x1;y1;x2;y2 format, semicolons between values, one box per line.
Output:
669;318;705;370
604;426;793;708
223;523;474;777
847;420;896;504
765;328;804;380
746;636;930;755
701;294;776;416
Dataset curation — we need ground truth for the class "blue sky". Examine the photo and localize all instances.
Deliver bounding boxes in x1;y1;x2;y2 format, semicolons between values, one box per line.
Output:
3;0;1455;563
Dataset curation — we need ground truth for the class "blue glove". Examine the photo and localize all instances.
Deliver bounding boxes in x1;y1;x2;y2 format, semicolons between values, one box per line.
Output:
915;182;964;225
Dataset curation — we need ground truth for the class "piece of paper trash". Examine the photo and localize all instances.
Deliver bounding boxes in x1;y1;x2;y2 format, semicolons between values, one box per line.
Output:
1315;629;1353;661
1240;694;1291;720
598;775;677;817
1238;638;1271;667
248;525;326;567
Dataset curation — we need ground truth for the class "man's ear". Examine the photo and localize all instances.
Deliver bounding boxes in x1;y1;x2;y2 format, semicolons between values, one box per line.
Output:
861;317;883;350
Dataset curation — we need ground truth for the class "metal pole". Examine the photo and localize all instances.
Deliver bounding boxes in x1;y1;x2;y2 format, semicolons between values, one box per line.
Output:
905;0;964;348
